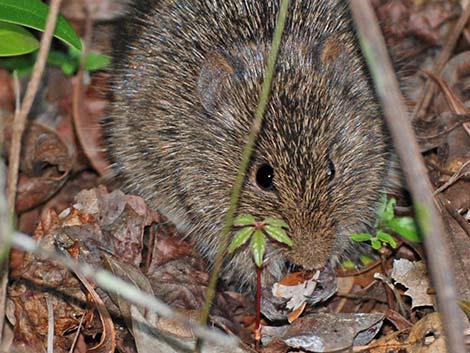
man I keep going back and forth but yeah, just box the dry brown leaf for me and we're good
[369,313,447,353]
[272,271,319,312]
[262,313,384,352]
[391,259,434,309]
[4,120,73,213]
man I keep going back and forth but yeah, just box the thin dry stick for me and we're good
[433,159,470,195]
[6,0,64,210]
[0,159,11,346]
[198,0,290,334]
[411,0,470,121]
[348,2,466,353]
[2,0,63,343]
[440,197,470,241]
[46,296,54,353]
[68,314,85,353]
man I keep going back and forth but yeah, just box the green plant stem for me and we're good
[197,0,290,344]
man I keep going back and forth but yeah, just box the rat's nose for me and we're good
[284,230,335,270]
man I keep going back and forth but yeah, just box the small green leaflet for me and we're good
[233,214,256,227]
[250,230,266,268]
[387,216,420,243]
[341,259,355,269]
[371,239,382,250]
[350,233,372,242]
[228,226,254,253]
[230,215,292,268]
[359,254,373,266]
[263,217,289,229]
[380,197,396,223]
[264,225,293,246]
[0,0,82,50]
[376,230,397,249]
[0,21,38,56]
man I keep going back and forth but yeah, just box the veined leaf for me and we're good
[0,0,82,50]
[250,230,266,268]
[263,217,289,229]
[264,225,292,246]
[233,214,256,227]
[228,226,254,253]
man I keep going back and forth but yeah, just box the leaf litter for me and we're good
[2,0,470,352]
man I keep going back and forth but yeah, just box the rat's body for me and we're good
[105,0,393,287]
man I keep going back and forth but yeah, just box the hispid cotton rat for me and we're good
[105,0,393,288]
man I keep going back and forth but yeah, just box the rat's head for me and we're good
[196,35,391,272]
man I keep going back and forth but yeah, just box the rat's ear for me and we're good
[197,52,236,113]
[318,32,351,69]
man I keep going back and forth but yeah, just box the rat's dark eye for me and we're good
[256,164,275,191]
[327,159,335,180]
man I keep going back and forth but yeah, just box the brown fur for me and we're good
[105,0,393,288]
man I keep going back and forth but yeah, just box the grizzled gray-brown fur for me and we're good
[105,0,393,288]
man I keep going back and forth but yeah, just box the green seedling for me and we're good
[350,197,420,251]
[229,215,292,267]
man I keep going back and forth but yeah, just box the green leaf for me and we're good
[359,254,374,266]
[376,231,397,249]
[228,226,254,253]
[341,260,355,269]
[0,22,38,56]
[85,52,110,72]
[0,0,82,51]
[0,55,34,75]
[371,238,382,250]
[375,194,388,220]
[233,214,256,227]
[47,49,109,75]
[67,46,110,72]
[47,49,77,74]
[350,233,373,242]
[264,225,293,247]
[263,217,289,229]
[250,230,266,268]
[388,216,421,243]
[380,197,396,223]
